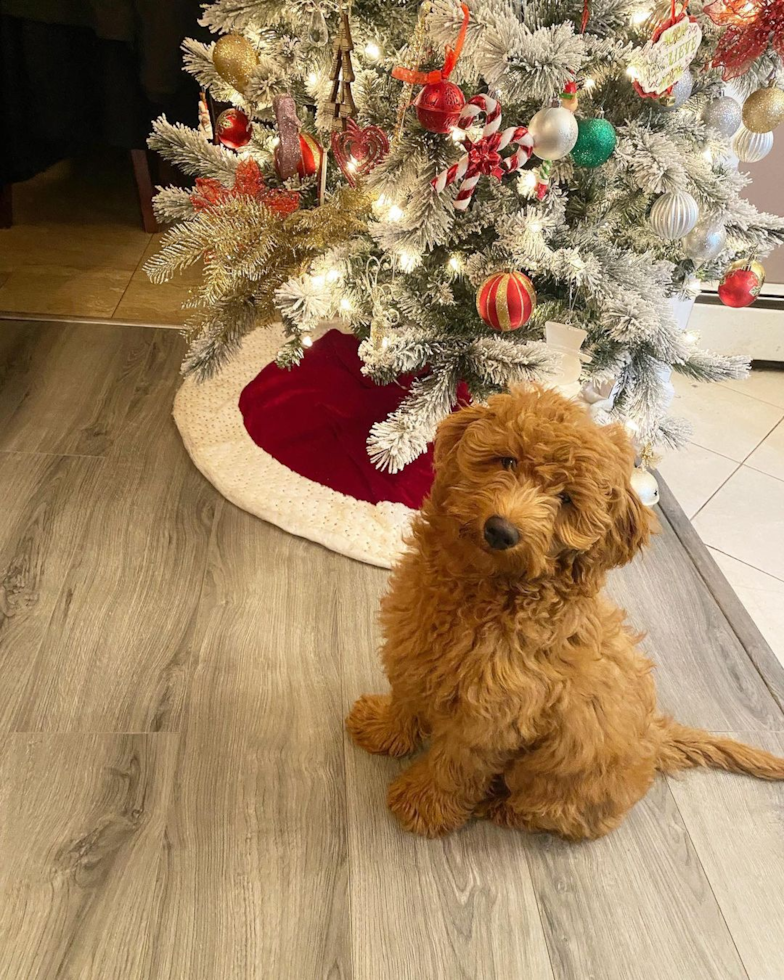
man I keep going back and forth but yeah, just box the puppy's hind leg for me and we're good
[346,694,422,757]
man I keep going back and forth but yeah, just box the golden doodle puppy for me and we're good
[347,386,784,840]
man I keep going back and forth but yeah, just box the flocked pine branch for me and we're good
[148,116,240,182]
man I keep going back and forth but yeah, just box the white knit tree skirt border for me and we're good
[173,324,412,568]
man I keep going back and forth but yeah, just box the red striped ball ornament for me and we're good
[297,133,323,178]
[476,271,536,331]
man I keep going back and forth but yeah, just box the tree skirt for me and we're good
[173,325,443,568]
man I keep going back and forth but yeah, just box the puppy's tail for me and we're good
[656,717,784,780]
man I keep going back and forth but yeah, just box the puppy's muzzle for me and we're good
[483,516,520,551]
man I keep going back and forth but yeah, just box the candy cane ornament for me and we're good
[432,95,535,211]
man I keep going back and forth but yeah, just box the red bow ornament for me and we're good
[190,159,300,218]
[706,0,784,78]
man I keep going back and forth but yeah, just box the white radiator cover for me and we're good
[688,301,784,362]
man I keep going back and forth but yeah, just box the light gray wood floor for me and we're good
[1,319,783,980]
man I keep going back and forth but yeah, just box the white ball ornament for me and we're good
[630,467,660,507]
[731,125,774,163]
[659,70,693,109]
[530,106,579,161]
[682,216,727,265]
[702,95,742,138]
[649,190,699,240]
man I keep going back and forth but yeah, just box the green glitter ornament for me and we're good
[571,118,617,168]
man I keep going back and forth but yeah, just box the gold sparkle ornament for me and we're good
[213,34,259,95]
[742,87,784,134]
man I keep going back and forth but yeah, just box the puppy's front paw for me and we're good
[345,694,419,757]
[387,763,470,838]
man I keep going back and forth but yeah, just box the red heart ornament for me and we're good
[330,118,390,187]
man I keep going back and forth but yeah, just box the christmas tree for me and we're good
[147,0,784,473]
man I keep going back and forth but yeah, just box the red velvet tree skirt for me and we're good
[173,325,433,567]
[239,330,435,510]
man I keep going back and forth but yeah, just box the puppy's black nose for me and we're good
[483,516,520,551]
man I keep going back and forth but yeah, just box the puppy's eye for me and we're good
[559,491,572,505]
[500,457,518,471]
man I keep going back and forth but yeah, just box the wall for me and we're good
[741,134,784,284]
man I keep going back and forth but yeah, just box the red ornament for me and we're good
[706,0,784,78]
[331,118,389,187]
[215,108,253,149]
[717,260,765,307]
[476,271,537,331]
[392,3,469,133]
[190,159,300,218]
[414,81,466,133]
[297,134,324,177]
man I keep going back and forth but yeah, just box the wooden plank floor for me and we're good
[1,319,783,980]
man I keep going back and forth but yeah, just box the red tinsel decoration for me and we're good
[706,0,784,78]
[190,159,300,217]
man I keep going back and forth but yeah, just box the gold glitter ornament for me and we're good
[213,34,259,95]
[742,87,784,134]
[726,257,766,287]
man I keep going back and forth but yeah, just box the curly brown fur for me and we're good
[346,386,784,840]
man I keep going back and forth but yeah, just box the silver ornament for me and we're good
[530,106,579,161]
[732,125,774,162]
[682,216,727,265]
[630,467,659,507]
[649,190,699,240]
[702,95,742,138]
[659,70,693,110]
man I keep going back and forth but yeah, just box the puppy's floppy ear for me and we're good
[603,479,654,568]
[433,402,488,468]
[600,424,655,568]
[570,425,655,587]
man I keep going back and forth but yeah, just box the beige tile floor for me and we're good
[2,153,784,667]
[0,151,194,325]
[659,371,784,664]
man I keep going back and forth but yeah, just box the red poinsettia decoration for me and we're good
[706,0,784,78]
[190,159,300,217]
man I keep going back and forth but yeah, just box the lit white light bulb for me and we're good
[518,170,538,195]
[311,274,326,289]
[399,250,419,272]
[339,297,353,312]
[326,268,341,283]
[703,148,713,162]
[448,254,463,273]
[528,220,542,234]
[626,65,639,80]
[364,41,381,60]
[684,330,699,344]
[307,72,318,86]
[583,77,596,90]
[388,204,404,222]
[271,136,280,147]
[631,8,651,25]
[302,335,313,348]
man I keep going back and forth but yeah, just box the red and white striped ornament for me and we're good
[297,133,324,177]
[431,95,535,211]
[476,271,537,331]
